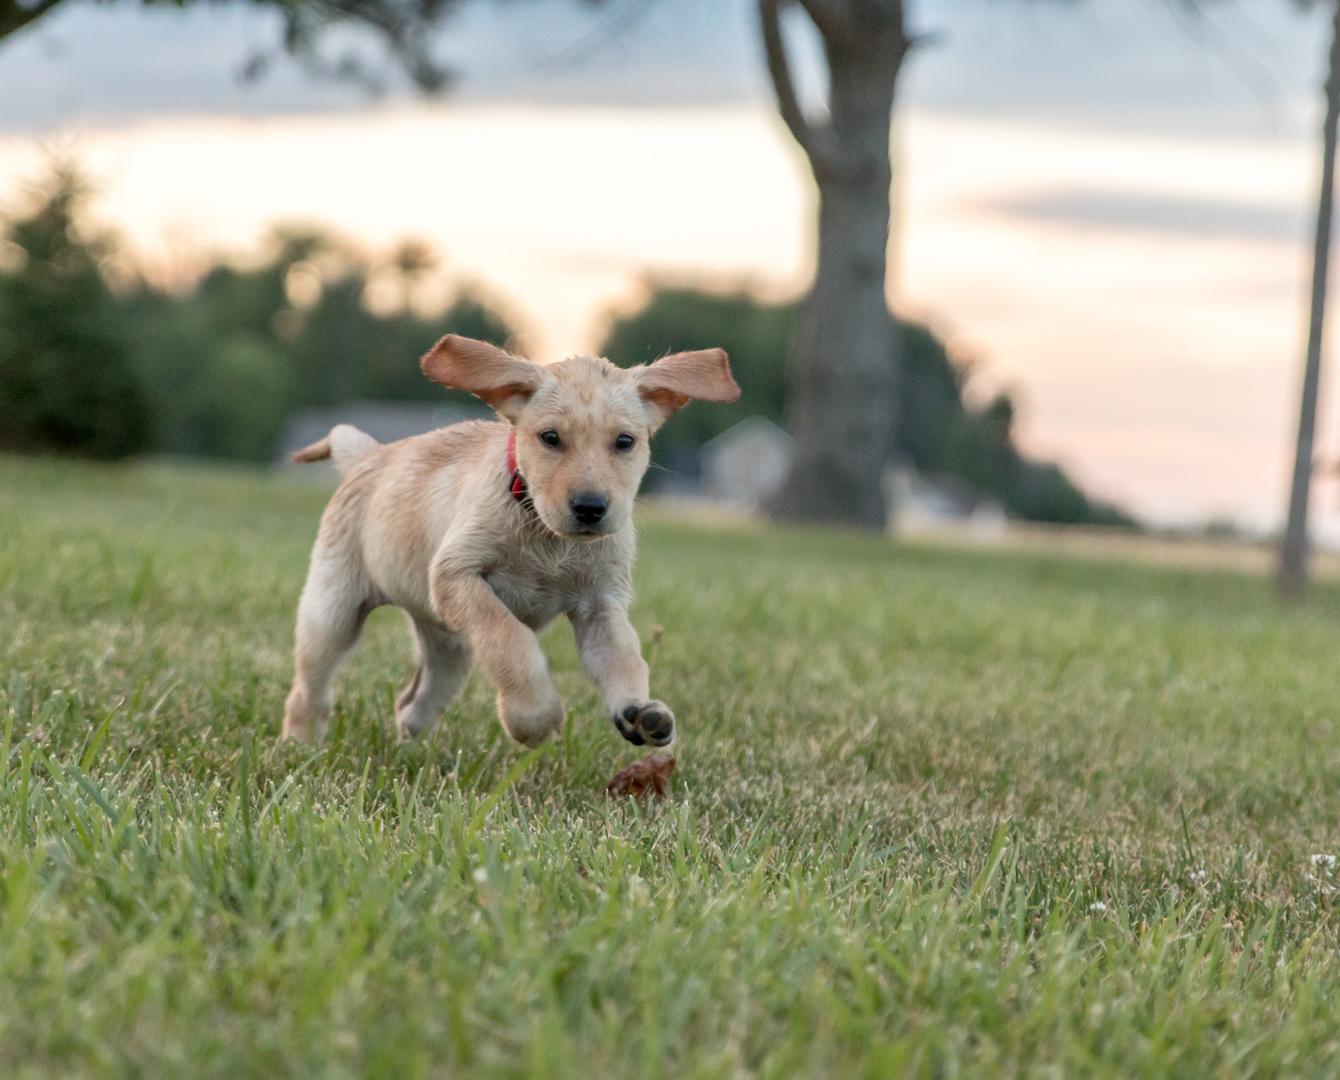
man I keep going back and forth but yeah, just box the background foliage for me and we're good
[603,288,1133,527]
[0,166,151,459]
[0,167,515,462]
[0,164,1131,526]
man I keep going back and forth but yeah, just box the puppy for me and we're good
[282,334,740,749]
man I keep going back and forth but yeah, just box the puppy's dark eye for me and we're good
[614,433,636,452]
[538,430,561,448]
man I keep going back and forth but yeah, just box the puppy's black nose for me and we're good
[570,493,608,526]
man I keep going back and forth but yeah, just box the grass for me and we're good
[3,454,1340,1077]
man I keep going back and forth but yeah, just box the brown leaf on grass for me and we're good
[606,752,675,800]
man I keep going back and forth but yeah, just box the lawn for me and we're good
[3,454,1340,1077]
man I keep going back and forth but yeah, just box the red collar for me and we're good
[505,429,527,502]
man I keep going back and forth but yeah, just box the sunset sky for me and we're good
[3,0,1339,534]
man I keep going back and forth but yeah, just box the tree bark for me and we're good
[761,1,908,529]
[1279,0,1340,599]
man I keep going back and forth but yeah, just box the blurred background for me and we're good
[5,0,1340,579]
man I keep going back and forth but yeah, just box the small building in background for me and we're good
[700,416,794,510]
[275,401,487,465]
[884,466,1008,540]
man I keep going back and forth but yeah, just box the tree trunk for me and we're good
[773,35,906,528]
[1279,0,1340,599]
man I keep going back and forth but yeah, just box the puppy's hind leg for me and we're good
[396,619,472,739]
[282,553,370,743]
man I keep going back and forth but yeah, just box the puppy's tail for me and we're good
[291,424,381,478]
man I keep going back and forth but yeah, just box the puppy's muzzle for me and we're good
[569,492,609,531]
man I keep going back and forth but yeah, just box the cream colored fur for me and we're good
[282,334,739,749]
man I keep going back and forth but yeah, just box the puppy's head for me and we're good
[421,335,739,540]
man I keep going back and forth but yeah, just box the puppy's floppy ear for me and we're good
[634,348,740,428]
[420,334,544,421]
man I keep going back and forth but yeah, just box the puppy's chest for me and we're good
[483,547,600,629]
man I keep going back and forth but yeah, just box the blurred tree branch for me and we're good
[0,0,606,93]
[794,0,852,43]
[0,0,64,41]
[759,0,843,174]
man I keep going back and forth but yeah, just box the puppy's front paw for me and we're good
[613,700,675,748]
[499,689,565,747]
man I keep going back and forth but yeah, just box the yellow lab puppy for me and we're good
[283,334,739,749]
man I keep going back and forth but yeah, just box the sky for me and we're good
[2,0,1339,533]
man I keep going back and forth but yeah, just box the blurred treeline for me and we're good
[602,291,1133,528]
[0,165,1130,527]
[0,166,512,461]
